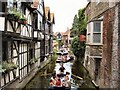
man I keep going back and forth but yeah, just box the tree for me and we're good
[70,36,85,61]
[70,8,87,37]
[70,15,79,37]
[70,8,87,62]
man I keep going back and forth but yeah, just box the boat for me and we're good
[48,86,71,90]
[56,52,62,55]
[56,56,74,63]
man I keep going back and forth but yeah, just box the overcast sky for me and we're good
[44,0,88,32]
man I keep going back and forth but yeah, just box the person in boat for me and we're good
[49,79,54,86]
[56,74,62,87]
[64,75,71,88]
[59,64,65,74]
[50,72,56,87]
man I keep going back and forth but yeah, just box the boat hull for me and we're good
[48,86,71,90]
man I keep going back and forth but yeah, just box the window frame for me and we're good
[86,20,103,45]
[92,21,102,44]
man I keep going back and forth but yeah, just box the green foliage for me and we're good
[70,8,87,37]
[70,36,85,58]
[29,57,38,65]
[70,8,87,59]
[1,61,18,72]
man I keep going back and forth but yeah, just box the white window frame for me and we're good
[92,21,103,44]
[86,21,103,45]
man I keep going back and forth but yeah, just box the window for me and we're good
[94,58,101,81]
[93,21,101,43]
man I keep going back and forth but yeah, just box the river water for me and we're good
[24,59,96,90]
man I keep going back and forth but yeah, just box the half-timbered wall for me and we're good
[1,41,19,87]
[35,42,40,66]
[1,0,54,88]
[19,42,28,80]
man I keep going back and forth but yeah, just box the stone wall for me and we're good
[90,46,102,56]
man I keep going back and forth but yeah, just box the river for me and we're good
[24,59,97,90]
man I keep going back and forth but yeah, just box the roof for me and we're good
[45,7,50,19]
[62,27,70,36]
[50,13,55,24]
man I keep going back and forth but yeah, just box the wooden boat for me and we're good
[56,52,62,55]
[48,86,71,90]
[56,56,74,63]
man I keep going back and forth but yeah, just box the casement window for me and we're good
[86,21,102,44]
[93,21,101,43]
[94,58,101,81]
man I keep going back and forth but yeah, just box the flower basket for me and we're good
[2,61,18,73]
[7,14,15,21]
[18,19,27,24]
[18,15,27,25]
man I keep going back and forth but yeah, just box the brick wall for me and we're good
[86,2,109,22]
[100,7,115,88]
[118,3,120,88]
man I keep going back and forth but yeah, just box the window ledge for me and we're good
[86,43,103,46]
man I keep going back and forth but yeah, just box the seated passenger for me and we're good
[56,78,61,86]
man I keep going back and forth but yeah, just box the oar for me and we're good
[71,74,83,80]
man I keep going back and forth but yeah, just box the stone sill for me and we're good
[86,43,103,46]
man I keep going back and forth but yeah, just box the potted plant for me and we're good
[18,15,27,25]
[29,58,35,65]
[10,62,19,69]
[34,58,38,62]
[2,61,18,73]
[2,61,11,73]
[14,11,21,21]
[29,57,38,65]
[0,64,6,74]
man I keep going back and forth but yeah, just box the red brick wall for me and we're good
[100,7,115,88]
[118,3,120,88]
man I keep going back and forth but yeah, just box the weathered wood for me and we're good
[71,74,83,80]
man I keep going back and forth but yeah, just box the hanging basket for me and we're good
[7,14,15,21]
[18,19,27,25]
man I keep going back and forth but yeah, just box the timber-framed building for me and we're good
[0,0,55,89]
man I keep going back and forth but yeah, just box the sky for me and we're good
[44,0,88,33]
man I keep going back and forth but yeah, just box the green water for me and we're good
[24,58,97,90]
